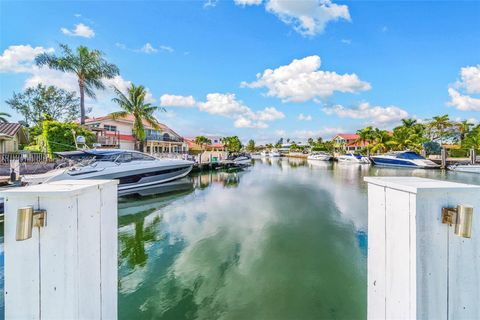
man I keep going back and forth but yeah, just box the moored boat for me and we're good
[337,152,370,164]
[448,163,480,174]
[371,151,439,169]
[307,152,332,161]
[43,149,194,194]
[269,150,281,157]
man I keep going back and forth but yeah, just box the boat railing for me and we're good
[0,152,50,164]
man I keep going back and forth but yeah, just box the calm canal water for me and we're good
[1,158,480,319]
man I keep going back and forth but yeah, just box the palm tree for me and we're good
[111,84,162,152]
[457,120,473,142]
[370,128,391,154]
[0,112,11,123]
[427,114,452,145]
[35,44,119,124]
[194,136,212,151]
[356,126,374,156]
[401,118,418,128]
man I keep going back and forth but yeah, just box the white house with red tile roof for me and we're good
[84,114,188,154]
[184,136,226,152]
[332,133,369,152]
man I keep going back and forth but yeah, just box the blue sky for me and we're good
[1,0,479,143]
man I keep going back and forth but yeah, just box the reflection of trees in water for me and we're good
[119,211,162,269]
[192,171,242,189]
[287,158,307,168]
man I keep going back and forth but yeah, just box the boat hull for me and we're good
[371,157,439,169]
[449,165,480,174]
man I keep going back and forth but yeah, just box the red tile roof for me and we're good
[0,123,21,136]
[336,133,359,140]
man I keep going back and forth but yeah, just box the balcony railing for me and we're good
[97,136,119,146]
[145,134,183,143]
[0,152,50,164]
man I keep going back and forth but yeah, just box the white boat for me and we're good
[448,163,480,174]
[307,152,332,161]
[43,149,194,195]
[260,151,270,158]
[269,150,281,157]
[233,155,252,166]
[371,151,439,169]
[337,152,370,164]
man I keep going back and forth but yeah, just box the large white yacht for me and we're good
[448,163,480,174]
[44,149,194,194]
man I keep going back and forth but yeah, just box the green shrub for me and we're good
[42,121,96,157]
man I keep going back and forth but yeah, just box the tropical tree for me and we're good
[356,126,375,155]
[307,138,314,146]
[400,118,418,128]
[6,84,80,126]
[246,139,256,152]
[111,84,162,152]
[35,44,119,124]
[369,128,392,154]
[222,136,242,152]
[462,125,480,151]
[427,114,453,145]
[194,136,212,152]
[456,120,474,142]
[0,112,11,123]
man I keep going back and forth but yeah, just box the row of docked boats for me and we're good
[307,150,480,173]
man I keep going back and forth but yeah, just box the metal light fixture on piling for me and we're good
[15,206,47,241]
[442,204,474,238]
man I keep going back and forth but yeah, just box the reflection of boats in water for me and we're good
[42,149,194,195]
[118,177,194,218]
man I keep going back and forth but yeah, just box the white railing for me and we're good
[0,152,49,164]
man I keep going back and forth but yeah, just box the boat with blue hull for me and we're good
[371,151,439,169]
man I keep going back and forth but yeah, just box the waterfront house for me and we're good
[84,114,188,154]
[184,136,226,153]
[0,123,28,153]
[332,134,368,152]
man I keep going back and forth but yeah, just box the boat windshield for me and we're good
[92,151,156,162]
[396,152,425,160]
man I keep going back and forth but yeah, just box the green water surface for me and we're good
[116,158,480,320]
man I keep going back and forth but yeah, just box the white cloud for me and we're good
[447,65,480,111]
[234,0,263,5]
[459,65,480,94]
[275,129,287,136]
[139,43,158,54]
[241,55,371,102]
[447,88,480,112]
[159,45,174,53]
[322,102,408,125]
[341,39,351,45]
[160,94,196,107]
[198,93,284,128]
[0,45,54,73]
[61,23,95,38]
[298,113,312,121]
[263,0,350,36]
[204,0,218,8]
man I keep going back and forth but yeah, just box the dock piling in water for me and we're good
[0,179,118,319]
[365,177,480,319]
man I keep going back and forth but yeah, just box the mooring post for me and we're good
[471,148,477,165]
[440,147,447,169]
[365,177,480,320]
[0,179,118,319]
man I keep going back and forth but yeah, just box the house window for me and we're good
[104,125,117,132]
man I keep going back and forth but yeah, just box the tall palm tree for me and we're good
[35,44,119,124]
[427,114,452,145]
[0,112,11,123]
[194,136,212,151]
[111,84,162,152]
[457,120,473,142]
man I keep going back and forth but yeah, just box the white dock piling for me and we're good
[0,179,118,319]
[365,177,480,320]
